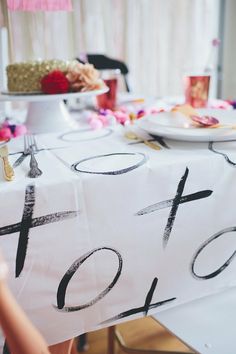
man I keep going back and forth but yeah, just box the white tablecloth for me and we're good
[1,122,236,345]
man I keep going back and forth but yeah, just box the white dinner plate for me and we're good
[136,109,236,142]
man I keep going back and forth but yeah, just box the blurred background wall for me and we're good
[221,0,236,99]
[1,0,234,99]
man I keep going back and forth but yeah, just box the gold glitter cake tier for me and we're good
[6,60,70,93]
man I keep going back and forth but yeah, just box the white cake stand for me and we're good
[0,87,108,133]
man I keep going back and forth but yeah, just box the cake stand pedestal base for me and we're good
[26,100,78,134]
[0,87,108,134]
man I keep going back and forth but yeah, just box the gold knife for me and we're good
[0,145,15,181]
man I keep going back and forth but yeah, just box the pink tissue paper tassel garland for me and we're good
[7,0,72,11]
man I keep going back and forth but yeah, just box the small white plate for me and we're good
[136,109,236,142]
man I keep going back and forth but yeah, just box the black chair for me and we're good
[76,54,130,92]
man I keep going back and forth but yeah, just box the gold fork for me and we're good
[125,131,161,151]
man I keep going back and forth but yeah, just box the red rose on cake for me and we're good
[41,70,70,94]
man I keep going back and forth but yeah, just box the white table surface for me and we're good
[1,109,236,347]
[154,287,236,354]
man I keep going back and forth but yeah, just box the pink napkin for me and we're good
[7,0,72,11]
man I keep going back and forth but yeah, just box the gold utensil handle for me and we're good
[125,131,138,140]
[2,157,14,181]
[125,132,161,150]
[144,140,161,151]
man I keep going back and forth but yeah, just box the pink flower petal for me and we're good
[13,125,27,137]
[98,115,109,125]
[0,127,12,140]
[212,38,221,47]
[190,115,219,127]
[87,112,98,122]
[89,118,103,130]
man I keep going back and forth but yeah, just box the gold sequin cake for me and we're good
[6,60,69,93]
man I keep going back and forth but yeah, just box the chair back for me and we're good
[77,54,130,92]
